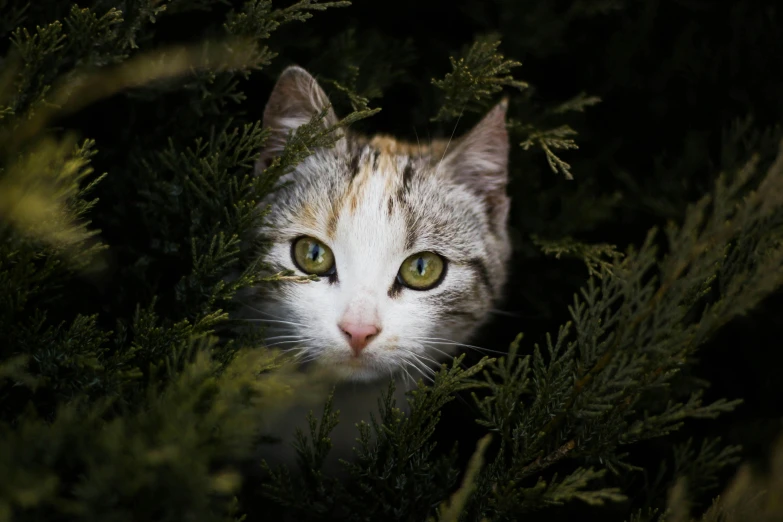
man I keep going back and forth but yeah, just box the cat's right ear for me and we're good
[256,66,341,173]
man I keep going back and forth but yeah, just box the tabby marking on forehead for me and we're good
[245,65,512,384]
[341,143,413,217]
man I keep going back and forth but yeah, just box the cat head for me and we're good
[250,65,511,382]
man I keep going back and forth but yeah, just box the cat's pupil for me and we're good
[416,257,426,275]
[308,243,322,263]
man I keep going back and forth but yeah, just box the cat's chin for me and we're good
[320,358,392,383]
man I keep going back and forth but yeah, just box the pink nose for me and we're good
[338,322,380,355]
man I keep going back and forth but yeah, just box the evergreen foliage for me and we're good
[1,1,782,521]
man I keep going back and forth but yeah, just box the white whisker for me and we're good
[413,126,423,162]
[433,104,465,176]
[412,343,480,373]
[407,361,434,384]
[412,337,507,356]
[236,301,278,318]
[489,308,523,318]
[418,343,454,360]
[411,352,441,368]
[263,338,315,348]
[403,350,439,373]
[240,318,309,328]
[297,354,321,365]
[400,364,417,387]
[251,306,289,321]
[263,334,310,341]
[404,351,474,408]
[411,361,437,380]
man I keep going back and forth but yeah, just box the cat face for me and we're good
[250,66,511,382]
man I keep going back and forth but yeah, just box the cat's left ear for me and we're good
[257,66,343,173]
[441,100,510,216]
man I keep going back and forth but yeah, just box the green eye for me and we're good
[397,252,446,290]
[292,236,336,276]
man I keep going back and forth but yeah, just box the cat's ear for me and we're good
[257,66,342,172]
[441,100,510,214]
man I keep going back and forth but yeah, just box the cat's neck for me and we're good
[257,374,413,474]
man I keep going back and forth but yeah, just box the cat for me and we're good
[242,65,511,471]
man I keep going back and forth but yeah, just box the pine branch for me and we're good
[324,64,372,112]
[519,124,580,180]
[432,34,528,122]
[673,435,783,521]
[622,394,743,444]
[0,347,314,519]
[670,438,743,498]
[260,391,341,517]
[539,143,783,443]
[532,235,623,278]
[467,139,783,519]
[552,92,602,114]
[0,0,28,40]
[264,357,493,519]
[4,40,264,152]
[274,0,352,23]
[0,137,106,267]
[431,434,493,522]
[544,467,626,506]
[314,28,416,110]
[259,103,380,187]
[492,466,625,515]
